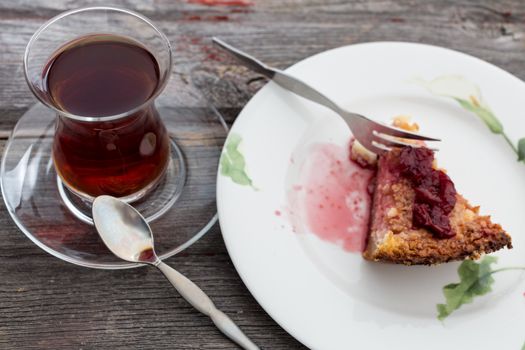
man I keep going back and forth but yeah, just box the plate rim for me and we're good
[216,41,525,349]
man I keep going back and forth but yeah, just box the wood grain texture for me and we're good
[1,0,525,349]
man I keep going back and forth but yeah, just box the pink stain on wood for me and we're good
[188,0,253,6]
[182,14,230,21]
[178,36,225,62]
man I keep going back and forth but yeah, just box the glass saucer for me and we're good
[1,102,226,269]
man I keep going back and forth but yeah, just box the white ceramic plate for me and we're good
[216,42,525,349]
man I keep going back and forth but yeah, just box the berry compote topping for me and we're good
[397,147,457,238]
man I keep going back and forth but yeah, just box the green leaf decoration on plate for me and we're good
[518,138,525,162]
[453,97,502,134]
[220,133,255,188]
[415,75,524,162]
[436,257,525,322]
[437,256,498,321]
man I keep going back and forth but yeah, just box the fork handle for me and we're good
[272,71,343,113]
[213,37,343,114]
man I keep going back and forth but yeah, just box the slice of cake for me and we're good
[354,117,512,265]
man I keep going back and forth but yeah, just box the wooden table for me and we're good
[1,1,524,348]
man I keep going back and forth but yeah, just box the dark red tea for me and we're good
[43,34,170,198]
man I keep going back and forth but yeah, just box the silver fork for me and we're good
[212,38,439,154]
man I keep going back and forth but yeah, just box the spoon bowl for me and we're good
[92,195,158,264]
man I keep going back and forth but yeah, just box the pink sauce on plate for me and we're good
[287,143,375,252]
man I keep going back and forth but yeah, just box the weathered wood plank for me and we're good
[1,1,525,349]
[0,221,302,349]
[1,0,525,129]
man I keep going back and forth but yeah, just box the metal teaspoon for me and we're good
[92,195,260,350]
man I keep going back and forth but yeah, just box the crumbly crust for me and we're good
[350,139,377,167]
[363,149,512,265]
[392,115,420,132]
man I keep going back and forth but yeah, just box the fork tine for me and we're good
[357,138,389,155]
[370,140,392,153]
[373,132,439,151]
[372,122,440,142]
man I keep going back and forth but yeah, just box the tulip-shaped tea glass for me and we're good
[1,7,223,268]
[24,7,179,206]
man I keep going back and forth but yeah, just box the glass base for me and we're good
[1,103,225,269]
[57,139,186,225]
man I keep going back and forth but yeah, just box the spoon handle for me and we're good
[156,262,260,350]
